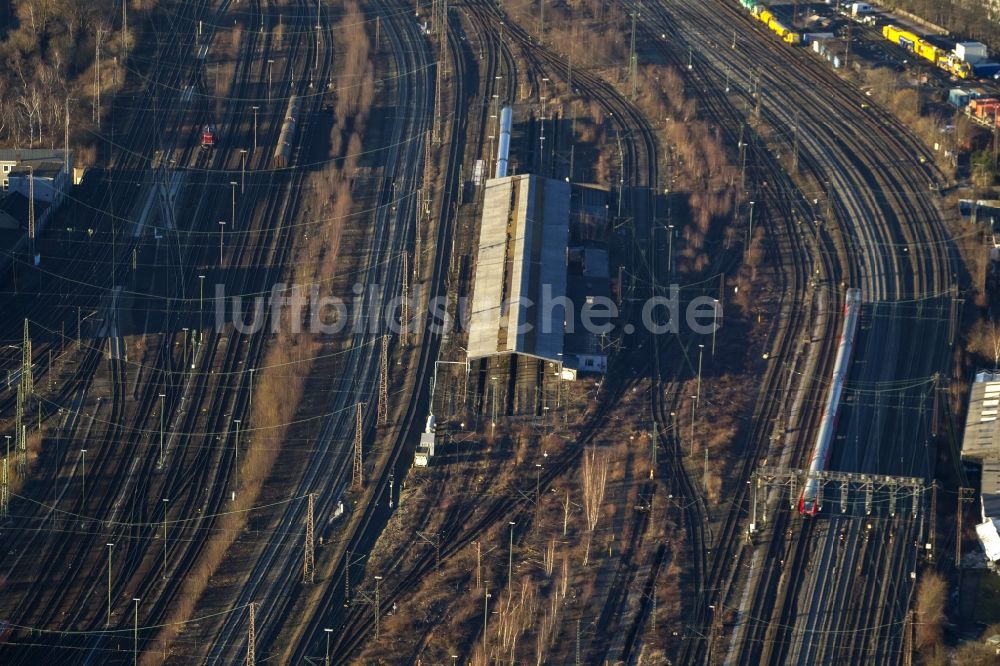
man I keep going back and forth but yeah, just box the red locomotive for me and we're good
[201,124,217,148]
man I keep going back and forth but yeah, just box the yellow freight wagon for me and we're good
[768,18,800,44]
[915,40,943,64]
[882,24,919,51]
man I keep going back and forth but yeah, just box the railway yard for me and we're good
[0,0,999,663]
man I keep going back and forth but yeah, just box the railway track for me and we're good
[205,0,444,660]
[306,0,667,660]
[0,0,230,649]
[0,0,329,660]
[642,1,956,664]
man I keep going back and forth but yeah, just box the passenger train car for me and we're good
[799,289,863,516]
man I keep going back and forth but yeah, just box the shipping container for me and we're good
[956,41,989,64]
[804,32,835,45]
[973,62,1000,78]
[949,88,972,107]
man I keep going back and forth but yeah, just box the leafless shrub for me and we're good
[968,318,1000,368]
[230,24,242,57]
[580,447,608,564]
[915,570,946,650]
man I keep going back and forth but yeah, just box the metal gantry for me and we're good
[750,466,927,531]
[378,334,389,425]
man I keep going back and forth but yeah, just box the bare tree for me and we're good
[581,447,608,565]
[916,571,946,651]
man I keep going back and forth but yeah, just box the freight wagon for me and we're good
[768,17,802,44]
[882,24,919,52]
[967,97,1000,128]
[747,5,801,44]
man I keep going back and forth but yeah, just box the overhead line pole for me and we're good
[246,602,257,666]
[629,2,638,100]
[304,493,315,583]
[378,334,389,425]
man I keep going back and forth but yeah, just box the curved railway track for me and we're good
[641,1,956,664]
[309,0,666,661]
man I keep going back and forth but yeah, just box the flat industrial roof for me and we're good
[467,175,570,362]
[0,149,66,163]
[9,161,64,179]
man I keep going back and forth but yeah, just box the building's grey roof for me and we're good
[985,461,1000,495]
[582,247,609,278]
[0,149,66,164]
[565,273,613,358]
[9,161,63,179]
[467,175,570,362]
[962,370,1000,463]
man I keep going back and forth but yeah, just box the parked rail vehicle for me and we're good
[272,95,301,168]
[967,96,1000,127]
[201,124,217,148]
[882,24,972,79]
[739,1,803,45]
[799,288,863,516]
